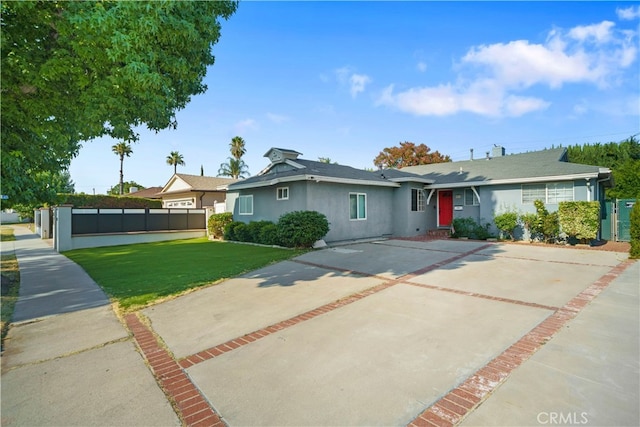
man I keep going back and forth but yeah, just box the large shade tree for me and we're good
[166,151,186,174]
[112,142,133,195]
[1,0,238,208]
[373,142,451,169]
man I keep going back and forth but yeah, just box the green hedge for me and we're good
[558,201,600,242]
[630,201,640,259]
[451,217,493,240]
[58,194,162,209]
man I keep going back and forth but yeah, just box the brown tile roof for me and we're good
[127,186,163,199]
[172,174,238,191]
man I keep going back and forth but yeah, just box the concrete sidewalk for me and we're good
[1,226,179,426]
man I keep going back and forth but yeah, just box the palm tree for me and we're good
[166,151,185,174]
[112,142,133,195]
[217,157,249,179]
[230,136,246,160]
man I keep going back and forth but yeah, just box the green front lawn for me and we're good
[64,238,305,310]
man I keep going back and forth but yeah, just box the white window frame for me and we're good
[276,187,289,200]
[522,182,574,204]
[464,189,479,206]
[349,193,367,220]
[411,188,425,212]
[238,195,253,215]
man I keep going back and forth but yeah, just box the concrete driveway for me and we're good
[135,239,636,426]
[3,229,636,427]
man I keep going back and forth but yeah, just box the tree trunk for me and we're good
[119,156,124,195]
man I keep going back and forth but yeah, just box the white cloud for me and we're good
[568,21,615,43]
[349,73,372,98]
[417,61,427,72]
[266,113,289,124]
[234,118,258,134]
[335,67,372,98]
[377,18,637,118]
[617,5,640,20]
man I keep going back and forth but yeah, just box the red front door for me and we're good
[438,190,453,227]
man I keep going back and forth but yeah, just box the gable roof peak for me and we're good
[264,147,303,162]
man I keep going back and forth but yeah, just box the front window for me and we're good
[411,188,425,211]
[522,182,574,203]
[277,187,289,200]
[238,195,253,215]
[349,193,366,220]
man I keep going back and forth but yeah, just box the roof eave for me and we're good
[424,172,603,189]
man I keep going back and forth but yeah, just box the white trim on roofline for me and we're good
[423,172,605,189]
[228,174,401,191]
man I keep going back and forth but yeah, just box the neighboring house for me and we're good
[226,147,612,244]
[127,186,163,199]
[159,174,238,209]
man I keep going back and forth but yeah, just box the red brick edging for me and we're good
[408,259,637,427]
[124,313,224,427]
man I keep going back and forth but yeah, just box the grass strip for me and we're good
[64,238,305,310]
[1,227,20,350]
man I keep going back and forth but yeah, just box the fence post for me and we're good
[40,208,51,239]
[54,205,74,252]
[205,207,215,238]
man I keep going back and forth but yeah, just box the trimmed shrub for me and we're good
[276,210,330,248]
[232,222,251,242]
[630,201,640,259]
[246,220,275,243]
[223,221,244,241]
[558,201,600,242]
[258,223,279,246]
[534,200,559,243]
[452,217,493,240]
[518,212,539,241]
[208,212,233,239]
[494,211,519,240]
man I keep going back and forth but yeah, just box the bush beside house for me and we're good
[221,210,330,249]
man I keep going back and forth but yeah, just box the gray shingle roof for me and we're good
[401,148,609,187]
[228,158,431,190]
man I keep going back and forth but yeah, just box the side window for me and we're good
[238,195,253,215]
[411,189,425,211]
[277,187,289,200]
[349,193,366,220]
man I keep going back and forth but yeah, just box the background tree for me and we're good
[218,136,249,179]
[218,158,249,179]
[230,136,246,160]
[566,136,640,198]
[1,0,238,207]
[166,151,186,174]
[112,142,133,195]
[107,181,146,196]
[373,142,451,169]
[318,157,337,164]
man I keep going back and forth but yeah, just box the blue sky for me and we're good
[69,1,640,195]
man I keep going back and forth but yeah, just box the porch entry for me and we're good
[438,190,453,227]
